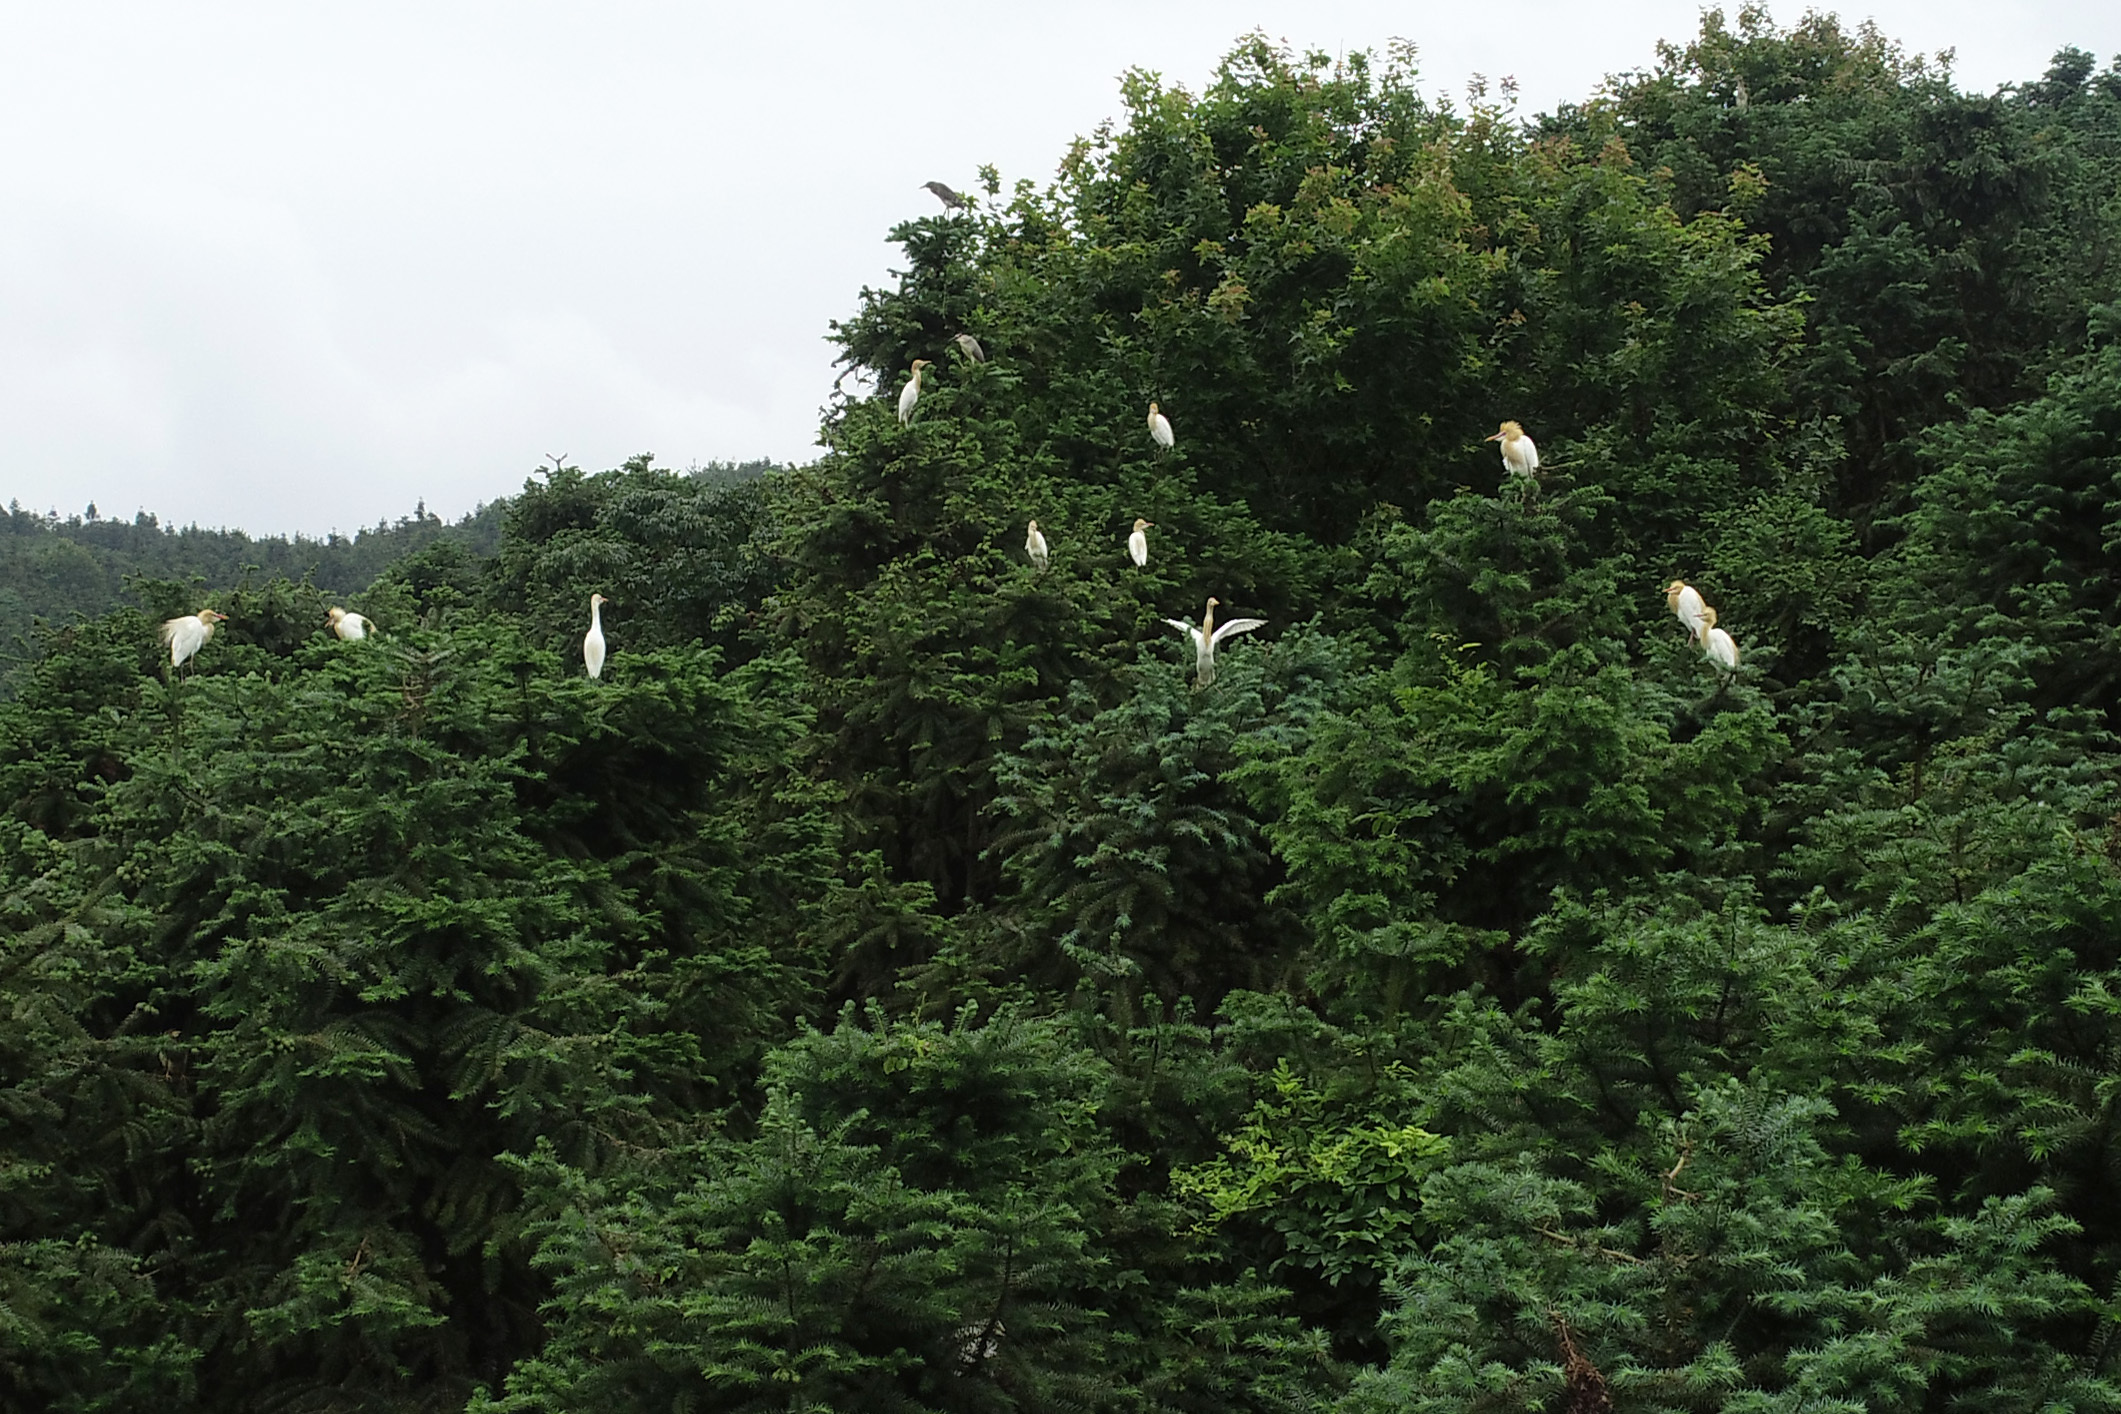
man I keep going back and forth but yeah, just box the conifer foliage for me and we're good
[6,16,2121,1412]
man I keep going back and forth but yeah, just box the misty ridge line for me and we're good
[0,456,779,631]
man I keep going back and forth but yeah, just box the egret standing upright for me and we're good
[1127,518,1153,568]
[1664,580,1707,644]
[1485,421,1540,486]
[898,360,931,425]
[327,607,373,641]
[1147,402,1175,453]
[584,594,609,680]
[161,609,228,671]
[1025,519,1050,570]
[1164,597,1267,687]
[1701,605,1740,673]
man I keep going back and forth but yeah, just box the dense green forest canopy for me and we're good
[7,13,2121,1410]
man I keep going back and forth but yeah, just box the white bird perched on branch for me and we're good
[327,607,373,641]
[1165,596,1266,687]
[1147,402,1175,453]
[1485,420,1539,484]
[898,360,930,425]
[953,332,986,363]
[1127,518,1153,568]
[161,609,228,670]
[1664,580,1707,644]
[1701,605,1739,673]
[1025,519,1050,569]
[584,593,610,680]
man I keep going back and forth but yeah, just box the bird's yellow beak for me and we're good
[1484,431,1504,442]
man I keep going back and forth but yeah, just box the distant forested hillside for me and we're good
[5,15,2121,1412]
[0,459,775,693]
[0,499,505,632]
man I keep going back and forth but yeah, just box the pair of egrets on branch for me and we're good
[1023,517,1154,571]
[159,604,373,670]
[1664,580,1740,672]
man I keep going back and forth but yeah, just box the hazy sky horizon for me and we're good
[5,1,2115,536]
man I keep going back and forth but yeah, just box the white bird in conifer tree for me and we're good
[1147,402,1175,452]
[1485,420,1539,484]
[1127,518,1153,568]
[1165,596,1266,687]
[1664,580,1707,644]
[584,593,609,680]
[1701,605,1740,673]
[327,607,373,641]
[161,609,228,670]
[897,360,930,424]
[1025,519,1050,569]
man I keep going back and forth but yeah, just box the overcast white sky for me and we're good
[3,1,2114,535]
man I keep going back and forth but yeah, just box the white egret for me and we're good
[898,360,931,425]
[1127,518,1153,568]
[954,332,986,363]
[923,180,969,210]
[584,593,610,680]
[1664,580,1707,644]
[1164,596,1266,687]
[327,607,373,641]
[160,609,228,670]
[1485,420,1539,484]
[1701,605,1740,672]
[1147,402,1175,452]
[1025,519,1050,569]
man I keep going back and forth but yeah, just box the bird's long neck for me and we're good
[590,602,603,631]
[1201,600,1216,638]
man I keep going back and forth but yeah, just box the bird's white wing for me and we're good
[159,617,182,645]
[1209,618,1267,647]
[1676,589,1707,640]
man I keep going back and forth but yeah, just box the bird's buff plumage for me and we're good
[1128,518,1153,568]
[1163,596,1266,687]
[1664,580,1707,644]
[898,360,930,425]
[161,609,228,669]
[1701,605,1739,671]
[1486,420,1539,481]
[1147,402,1174,451]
